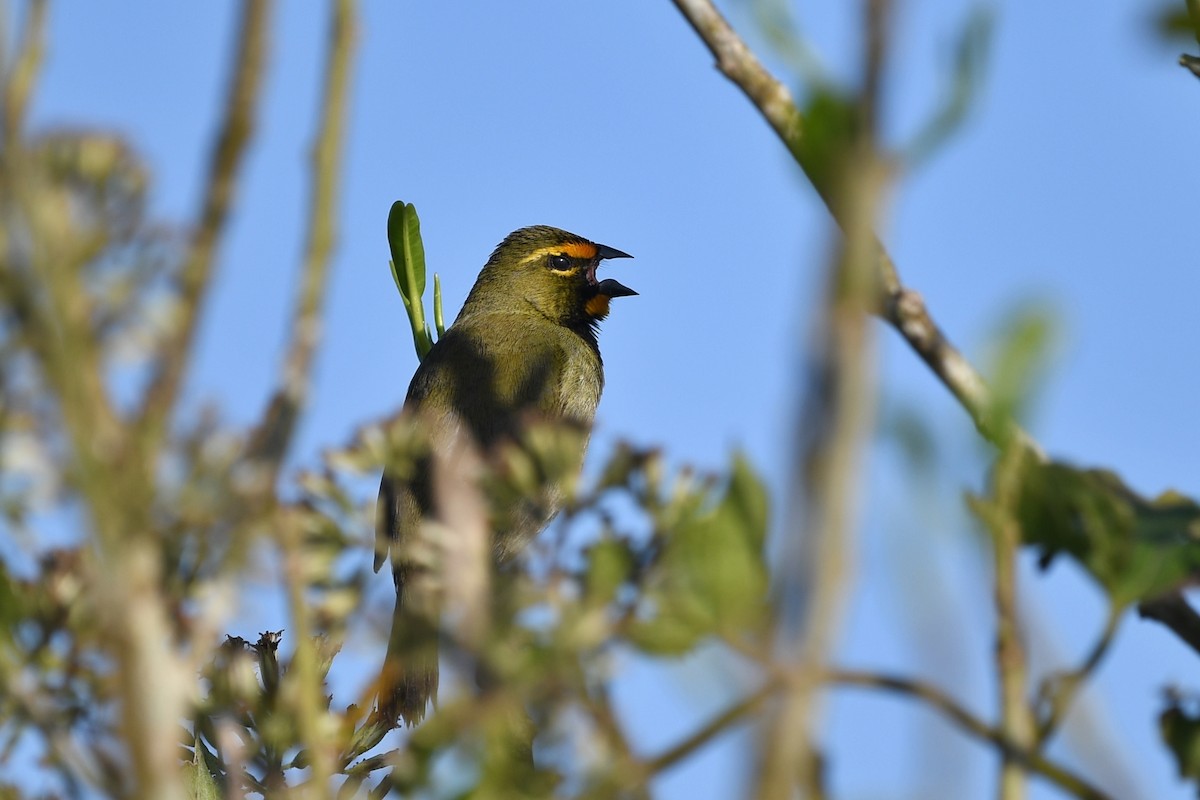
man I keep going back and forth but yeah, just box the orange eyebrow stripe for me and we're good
[559,242,597,259]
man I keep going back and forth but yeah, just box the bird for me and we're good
[373,225,635,726]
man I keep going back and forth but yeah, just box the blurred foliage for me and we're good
[979,301,1059,432]
[1015,459,1200,608]
[0,126,777,791]
[5,2,1200,799]
[902,6,993,167]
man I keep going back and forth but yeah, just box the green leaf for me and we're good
[386,201,434,360]
[388,200,426,303]
[630,453,770,656]
[1014,459,1200,607]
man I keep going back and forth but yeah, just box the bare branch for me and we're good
[138,0,271,448]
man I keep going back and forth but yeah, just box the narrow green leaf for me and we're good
[903,6,993,166]
[433,272,445,338]
[387,201,426,302]
[980,301,1058,430]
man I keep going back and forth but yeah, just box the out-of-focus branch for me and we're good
[646,679,777,776]
[754,1,890,796]
[0,8,192,799]
[247,0,357,471]
[1,0,46,143]
[669,0,1038,456]
[825,669,1113,800]
[138,0,271,450]
[977,447,1038,799]
[578,683,650,799]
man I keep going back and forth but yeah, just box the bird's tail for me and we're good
[376,582,439,727]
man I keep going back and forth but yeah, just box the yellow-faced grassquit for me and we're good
[374,225,634,725]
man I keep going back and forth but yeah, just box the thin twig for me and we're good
[581,682,651,799]
[138,0,271,450]
[645,679,777,775]
[247,0,357,470]
[1035,602,1123,746]
[824,669,1113,800]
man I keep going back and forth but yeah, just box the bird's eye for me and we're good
[548,254,571,271]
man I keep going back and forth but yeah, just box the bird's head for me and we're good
[461,225,635,334]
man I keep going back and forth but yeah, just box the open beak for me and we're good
[595,243,633,261]
[594,243,636,297]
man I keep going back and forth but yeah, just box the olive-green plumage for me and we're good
[374,225,634,725]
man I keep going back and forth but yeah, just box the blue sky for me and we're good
[19,1,1200,797]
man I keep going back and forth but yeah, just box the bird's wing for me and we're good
[373,331,474,576]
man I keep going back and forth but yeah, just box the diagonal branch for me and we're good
[669,0,1037,455]
[246,0,357,470]
[647,679,776,776]
[138,0,271,449]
